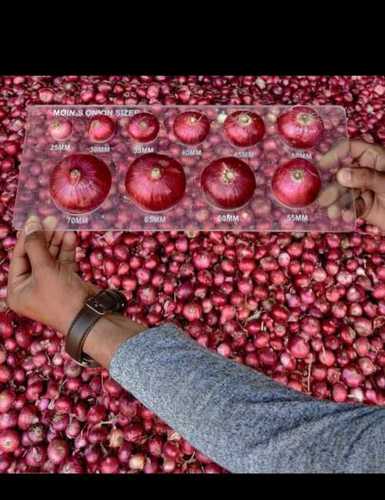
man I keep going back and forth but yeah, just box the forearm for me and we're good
[83,314,146,368]
[107,322,385,473]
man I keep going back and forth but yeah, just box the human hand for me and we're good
[318,139,385,231]
[7,215,99,334]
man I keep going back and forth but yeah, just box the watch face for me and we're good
[98,293,119,310]
[88,290,125,313]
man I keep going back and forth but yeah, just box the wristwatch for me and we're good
[65,289,127,367]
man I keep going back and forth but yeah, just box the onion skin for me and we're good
[224,111,265,147]
[126,112,160,143]
[125,153,186,212]
[88,115,116,143]
[201,157,256,210]
[173,111,210,145]
[277,106,324,149]
[272,159,321,208]
[49,154,112,214]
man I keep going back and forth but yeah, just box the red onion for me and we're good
[162,457,176,473]
[118,443,133,464]
[201,157,256,209]
[129,453,145,471]
[0,389,15,413]
[48,118,72,141]
[47,439,69,464]
[0,411,17,430]
[144,456,159,473]
[88,115,115,143]
[182,302,202,322]
[0,453,10,472]
[125,153,186,212]
[354,318,373,337]
[18,406,39,431]
[126,112,160,143]
[0,430,20,453]
[25,445,46,468]
[87,404,106,425]
[277,106,324,148]
[224,111,265,147]
[289,336,310,359]
[27,424,46,444]
[147,436,163,457]
[124,423,144,443]
[272,159,321,208]
[59,457,84,474]
[173,111,210,145]
[101,456,119,474]
[342,367,364,388]
[49,154,112,214]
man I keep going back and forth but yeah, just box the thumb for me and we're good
[24,216,54,269]
[337,167,385,194]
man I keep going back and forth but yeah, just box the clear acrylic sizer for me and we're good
[13,105,355,232]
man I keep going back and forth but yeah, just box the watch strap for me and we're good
[65,290,127,368]
[65,305,101,367]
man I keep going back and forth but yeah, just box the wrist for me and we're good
[55,293,91,335]
[83,314,145,368]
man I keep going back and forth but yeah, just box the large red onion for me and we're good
[49,154,112,214]
[224,111,265,147]
[277,106,324,149]
[125,153,186,212]
[173,111,210,145]
[201,157,256,209]
[272,159,321,208]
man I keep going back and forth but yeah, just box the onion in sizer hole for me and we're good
[173,111,210,145]
[201,157,256,210]
[277,106,324,149]
[125,153,186,212]
[272,159,321,208]
[223,111,265,147]
[126,112,160,143]
[49,154,112,214]
[88,115,116,143]
[48,118,72,141]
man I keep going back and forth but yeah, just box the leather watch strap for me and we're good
[65,289,127,367]
[65,305,101,367]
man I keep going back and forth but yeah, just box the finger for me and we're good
[318,183,341,207]
[355,190,375,223]
[327,203,341,220]
[319,139,385,171]
[337,167,385,194]
[350,141,385,171]
[326,190,357,223]
[319,139,350,170]
[58,232,77,264]
[341,207,355,224]
[358,148,381,169]
[42,216,59,247]
[8,228,29,282]
[23,216,54,270]
[337,190,356,210]
[49,231,65,259]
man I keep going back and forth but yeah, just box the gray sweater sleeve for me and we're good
[109,324,385,473]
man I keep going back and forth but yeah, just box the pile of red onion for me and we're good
[1,75,385,473]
